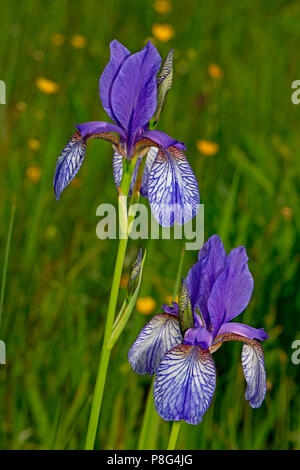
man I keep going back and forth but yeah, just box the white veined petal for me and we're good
[241,342,266,408]
[128,313,182,376]
[148,148,200,227]
[112,149,123,187]
[54,132,86,200]
[154,344,216,424]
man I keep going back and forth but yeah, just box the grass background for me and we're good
[0,0,299,450]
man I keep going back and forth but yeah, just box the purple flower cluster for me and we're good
[54,40,200,227]
[129,235,268,424]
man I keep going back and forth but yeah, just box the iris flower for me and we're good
[53,40,200,226]
[129,235,268,424]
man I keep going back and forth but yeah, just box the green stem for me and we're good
[167,421,181,450]
[85,236,128,449]
[84,156,137,450]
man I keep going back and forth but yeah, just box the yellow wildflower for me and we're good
[152,23,175,42]
[120,274,129,289]
[208,63,223,79]
[16,101,27,112]
[51,33,65,46]
[136,297,156,315]
[196,139,219,156]
[281,206,293,221]
[26,165,42,183]
[71,35,87,49]
[36,77,59,95]
[154,0,172,14]
[28,139,40,151]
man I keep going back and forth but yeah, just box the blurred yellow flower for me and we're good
[51,33,65,46]
[281,206,293,221]
[154,0,172,13]
[187,48,197,60]
[208,63,223,79]
[26,165,42,183]
[16,101,27,112]
[71,34,87,49]
[136,296,156,315]
[165,294,178,304]
[36,77,59,95]
[120,273,129,289]
[28,139,40,151]
[196,139,219,156]
[152,23,175,42]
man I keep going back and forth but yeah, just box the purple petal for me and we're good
[99,40,131,124]
[148,147,200,227]
[110,41,161,139]
[54,131,86,200]
[154,344,216,424]
[242,342,266,408]
[76,121,125,138]
[162,302,179,316]
[186,235,227,326]
[208,246,254,337]
[184,327,213,350]
[218,322,269,342]
[128,314,182,376]
[140,130,186,151]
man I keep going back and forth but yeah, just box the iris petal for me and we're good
[242,341,266,408]
[217,322,269,342]
[128,313,182,376]
[54,131,86,200]
[154,344,216,424]
[110,41,161,139]
[148,147,200,227]
[208,246,254,337]
[99,39,130,124]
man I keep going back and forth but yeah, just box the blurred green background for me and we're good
[0,0,299,450]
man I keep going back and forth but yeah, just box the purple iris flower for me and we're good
[128,235,269,424]
[53,40,200,227]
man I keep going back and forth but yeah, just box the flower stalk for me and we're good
[85,156,140,450]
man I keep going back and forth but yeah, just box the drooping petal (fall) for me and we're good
[76,121,125,139]
[208,246,254,337]
[217,322,269,342]
[140,130,185,151]
[128,313,182,376]
[242,341,266,408]
[54,125,120,200]
[54,131,86,200]
[154,344,216,424]
[148,147,200,227]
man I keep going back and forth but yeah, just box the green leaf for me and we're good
[107,249,146,349]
